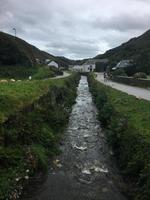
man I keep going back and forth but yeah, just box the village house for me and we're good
[69,59,109,72]
[82,60,95,72]
[82,59,109,72]
[112,59,133,70]
[45,59,59,68]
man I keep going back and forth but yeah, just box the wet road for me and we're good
[50,71,70,79]
[22,76,127,200]
[96,73,150,101]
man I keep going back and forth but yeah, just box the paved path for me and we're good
[96,73,150,101]
[51,71,70,79]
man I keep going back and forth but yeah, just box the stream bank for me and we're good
[22,76,127,200]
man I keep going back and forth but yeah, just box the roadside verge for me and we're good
[88,74,150,200]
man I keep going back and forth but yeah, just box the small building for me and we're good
[69,59,109,73]
[82,59,109,72]
[94,59,109,72]
[45,60,59,68]
[112,60,133,70]
[82,60,95,72]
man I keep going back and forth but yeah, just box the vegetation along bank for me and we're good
[88,74,150,200]
[0,73,80,200]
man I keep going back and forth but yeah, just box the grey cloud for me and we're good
[92,13,150,31]
[46,39,99,59]
[0,0,150,59]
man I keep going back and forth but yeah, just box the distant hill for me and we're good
[0,31,92,70]
[95,29,150,73]
[0,31,57,67]
[0,31,74,68]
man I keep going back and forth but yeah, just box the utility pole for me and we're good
[12,28,16,37]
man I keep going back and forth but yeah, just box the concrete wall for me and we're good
[112,76,150,88]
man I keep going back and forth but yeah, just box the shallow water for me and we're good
[22,76,127,200]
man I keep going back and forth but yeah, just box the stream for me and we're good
[22,76,127,200]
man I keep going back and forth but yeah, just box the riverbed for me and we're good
[22,76,127,200]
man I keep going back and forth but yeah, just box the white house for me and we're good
[82,60,95,72]
[47,60,59,68]
[69,59,109,72]
[82,59,109,72]
[112,60,133,70]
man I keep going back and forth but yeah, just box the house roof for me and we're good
[116,59,132,68]
[45,59,58,64]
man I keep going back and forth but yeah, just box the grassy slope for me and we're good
[0,65,63,80]
[0,73,79,199]
[106,86,150,132]
[95,29,150,61]
[0,75,65,123]
[88,74,150,200]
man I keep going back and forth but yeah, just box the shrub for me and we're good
[133,72,147,79]
[112,68,127,76]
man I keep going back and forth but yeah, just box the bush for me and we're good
[112,68,127,76]
[133,72,147,79]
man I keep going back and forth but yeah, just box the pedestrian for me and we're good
[103,71,107,81]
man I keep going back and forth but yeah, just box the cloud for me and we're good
[92,13,150,31]
[0,0,150,59]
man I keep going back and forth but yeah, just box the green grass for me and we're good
[88,74,150,200]
[0,73,80,200]
[0,79,51,123]
[0,65,62,80]
[106,86,150,132]
[32,67,63,80]
[0,65,37,79]
[0,74,68,123]
[32,67,55,79]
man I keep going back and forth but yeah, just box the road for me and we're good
[96,73,150,101]
[51,71,70,79]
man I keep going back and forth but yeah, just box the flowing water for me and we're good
[22,76,127,200]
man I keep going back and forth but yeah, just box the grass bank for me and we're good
[0,65,62,80]
[88,74,150,200]
[0,73,80,200]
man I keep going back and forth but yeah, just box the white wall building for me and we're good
[69,59,109,72]
[47,60,59,68]
[112,60,133,70]
[82,60,95,72]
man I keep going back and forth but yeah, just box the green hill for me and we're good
[95,29,150,74]
[0,32,71,78]
[0,31,56,67]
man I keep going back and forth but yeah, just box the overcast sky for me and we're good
[0,0,150,59]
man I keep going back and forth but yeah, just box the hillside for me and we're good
[0,32,57,67]
[0,31,76,69]
[0,32,73,78]
[95,29,150,73]
[0,31,91,72]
